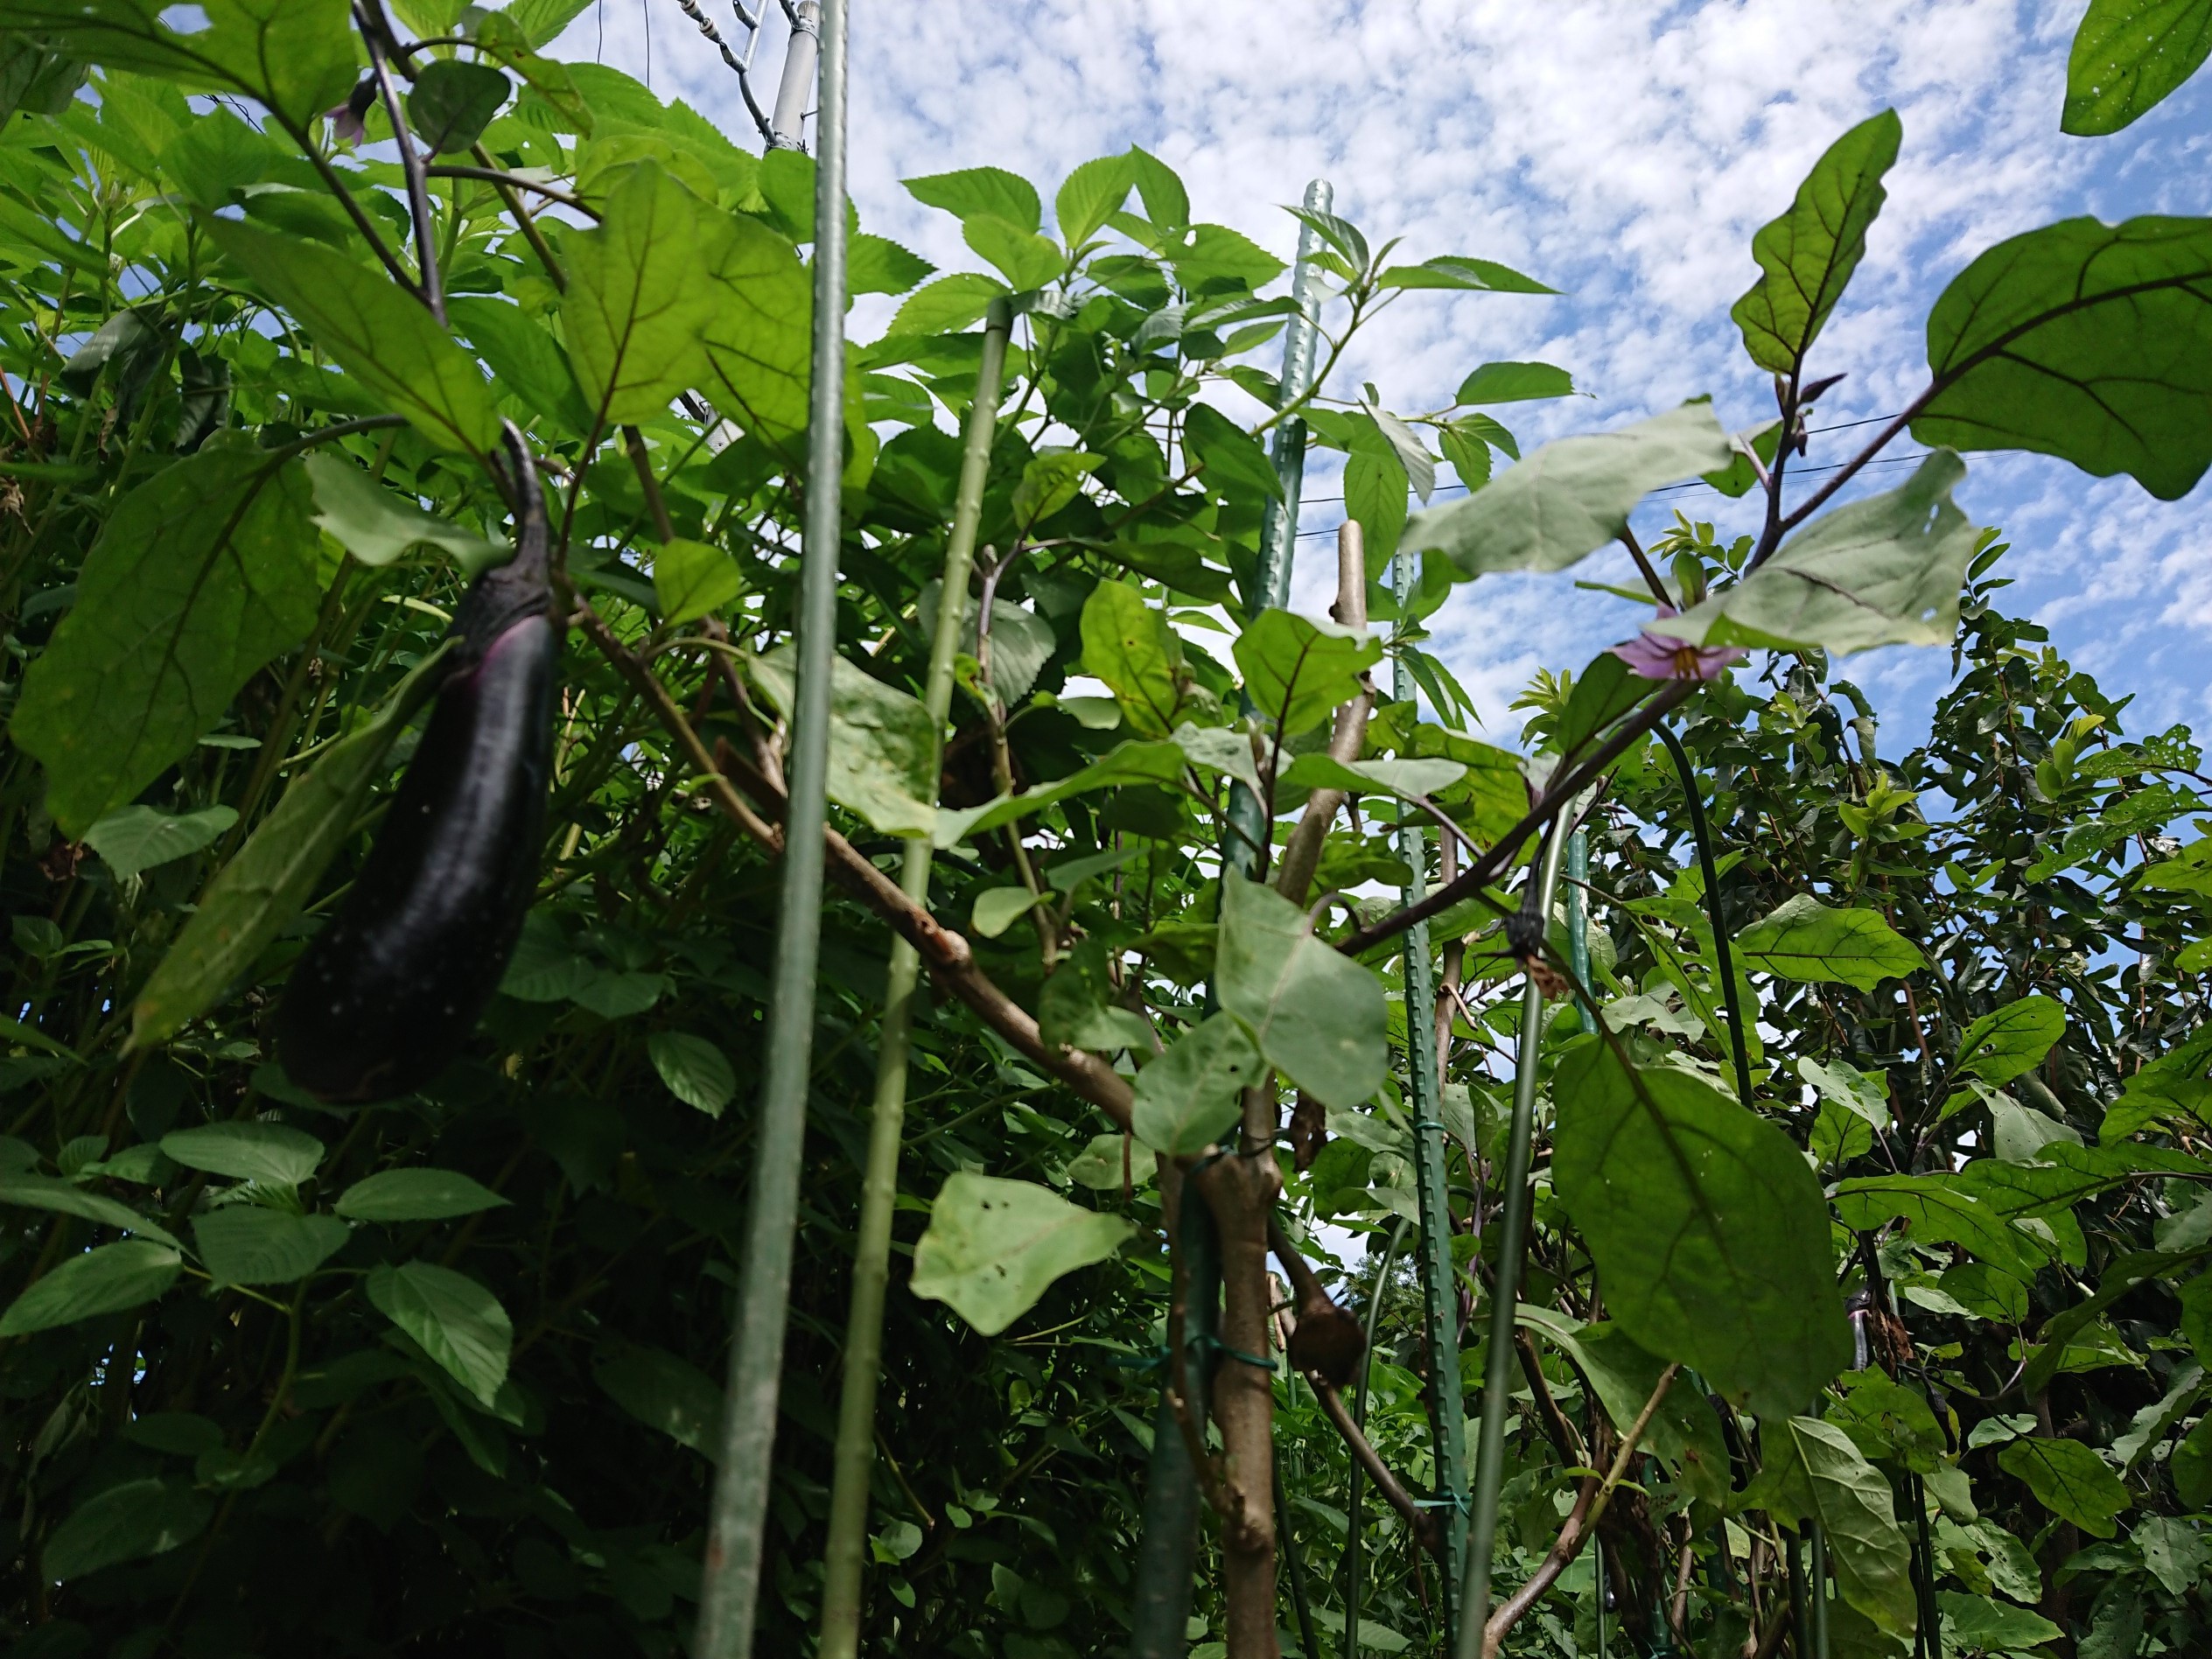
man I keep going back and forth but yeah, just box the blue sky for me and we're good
[564,1,2212,758]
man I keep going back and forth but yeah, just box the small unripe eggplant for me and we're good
[277,423,557,1102]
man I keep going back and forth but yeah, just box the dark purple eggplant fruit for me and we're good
[277,422,557,1102]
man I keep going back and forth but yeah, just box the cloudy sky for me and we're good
[558,1,2212,756]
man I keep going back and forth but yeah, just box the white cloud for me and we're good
[559,0,2212,749]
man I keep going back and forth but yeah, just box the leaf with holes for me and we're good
[1956,996,2066,1085]
[909,1173,1133,1336]
[1131,1014,1264,1156]
[2063,0,2212,134]
[1215,877,1386,1110]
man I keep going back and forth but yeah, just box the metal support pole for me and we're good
[1456,820,1577,1659]
[1567,828,1595,1034]
[768,0,819,150]
[1223,177,1331,881]
[1393,534,1469,1642]
[816,301,1012,1659]
[695,3,846,1654]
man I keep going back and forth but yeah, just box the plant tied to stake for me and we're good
[276,420,558,1102]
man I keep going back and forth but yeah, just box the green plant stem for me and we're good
[816,297,1011,1659]
[695,5,847,1654]
[1273,1439,1321,1659]
[1344,1214,1408,1659]
[1655,720,1752,1103]
[1455,815,1576,1659]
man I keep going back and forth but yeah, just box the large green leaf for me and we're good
[81,803,238,882]
[564,161,723,426]
[1456,361,1575,404]
[335,1168,511,1223]
[1550,1040,1850,1418]
[747,645,936,838]
[2063,0,2212,134]
[10,440,320,838]
[964,214,1064,290]
[697,211,813,444]
[1733,895,1924,990]
[1954,995,2067,1086]
[1913,215,2212,500]
[131,644,454,1046]
[0,1172,179,1249]
[1055,153,1134,247]
[1517,1307,1731,1506]
[1831,1173,2047,1278]
[1183,402,1282,504]
[209,220,500,456]
[594,1343,724,1460]
[646,1032,736,1118]
[1998,1435,2132,1536]
[905,166,1041,232]
[43,1477,212,1581]
[1080,580,1188,738]
[367,1261,513,1408]
[192,1208,350,1284]
[908,1172,1133,1337]
[1214,877,1386,1110]
[1653,451,1978,654]
[652,536,744,626]
[1404,402,1734,578]
[1937,1594,2062,1654]
[1754,1418,1918,1639]
[1231,610,1382,739]
[0,1239,180,1335]
[1730,110,1901,376]
[1130,1014,1264,1156]
[4,0,356,127]
[305,452,507,575]
[448,295,596,439]
[160,1121,325,1185]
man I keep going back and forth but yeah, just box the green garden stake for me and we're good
[1222,177,1331,881]
[696,4,849,1654]
[1392,536,1470,1642]
[816,299,1012,1659]
[1567,826,1595,1035]
[1344,1215,1407,1659]
[1456,818,1576,1659]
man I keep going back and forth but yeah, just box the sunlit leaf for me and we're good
[909,1172,1133,1336]
[2063,0,2212,134]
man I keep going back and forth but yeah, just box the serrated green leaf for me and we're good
[647,1032,735,1117]
[906,165,1040,232]
[160,1121,325,1185]
[81,804,237,883]
[0,1238,180,1335]
[886,272,1008,338]
[1055,153,1133,247]
[192,1208,349,1284]
[367,1261,512,1407]
[43,1477,211,1581]
[335,1168,510,1222]
[963,214,1063,290]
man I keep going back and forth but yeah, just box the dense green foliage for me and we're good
[2,4,2212,1659]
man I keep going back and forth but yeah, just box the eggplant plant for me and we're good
[0,4,2208,1659]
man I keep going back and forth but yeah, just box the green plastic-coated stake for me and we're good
[816,298,1012,1659]
[1456,816,1577,1659]
[1222,177,1331,880]
[1391,539,1470,1642]
[1343,1214,1407,1659]
[1567,827,1595,1035]
[695,4,848,1655]
[1130,177,1334,1659]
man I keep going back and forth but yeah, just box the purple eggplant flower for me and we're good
[1608,606,1746,682]
[326,102,366,145]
